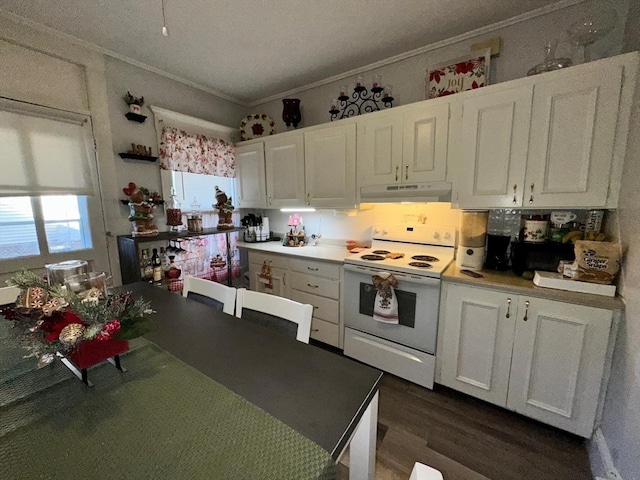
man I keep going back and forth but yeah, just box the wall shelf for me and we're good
[125,112,147,123]
[119,153,158,162]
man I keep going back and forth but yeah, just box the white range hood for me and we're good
[359,181,452,203]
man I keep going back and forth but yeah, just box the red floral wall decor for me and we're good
[425,48,491,99]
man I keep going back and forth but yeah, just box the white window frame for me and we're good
[0,100,107,275]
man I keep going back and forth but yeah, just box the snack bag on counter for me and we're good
[573,240,621,285]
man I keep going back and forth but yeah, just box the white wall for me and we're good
[588,4,640,475]
[250,0,628,132]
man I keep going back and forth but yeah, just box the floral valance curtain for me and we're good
[159,126,235,177]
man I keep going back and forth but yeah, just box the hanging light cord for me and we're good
[161,0,169,36]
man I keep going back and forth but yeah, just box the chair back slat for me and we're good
[182,276,236,316]
[235,288,313,343]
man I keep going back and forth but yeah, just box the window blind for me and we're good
[0,99,95,197]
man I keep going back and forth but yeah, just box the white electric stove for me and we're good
[343,224,456,389]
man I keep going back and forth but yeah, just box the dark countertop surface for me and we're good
[127,282,383,459]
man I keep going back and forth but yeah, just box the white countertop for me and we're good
[238,240,353,263]
[238,241,624,311]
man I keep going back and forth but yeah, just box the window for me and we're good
[0,196,93,259]
[0,99,103,272]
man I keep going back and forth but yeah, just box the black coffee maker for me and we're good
[485,234,511,270]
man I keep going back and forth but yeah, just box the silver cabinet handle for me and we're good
[307,283,319,288]
[312,328,320,332]
[306,193,311,205]
[523,300,530,321]
[282,272,286,286]
[506,298,511,319]
[395,165,399,181]
[307,267,319,271]
[312,305,319,310]
[512,184,518,204]
[405,165,409,180]
[268,195,272,206]
[529,183,534,204]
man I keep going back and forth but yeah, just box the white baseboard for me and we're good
[592,428,623,480]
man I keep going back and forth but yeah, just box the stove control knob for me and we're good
[433,231,440,239]
[444,232,451,239]
[373,227,379,234]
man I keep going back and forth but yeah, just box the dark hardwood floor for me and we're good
[337,373,592,480]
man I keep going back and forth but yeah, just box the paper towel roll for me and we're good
[262,217,269,234]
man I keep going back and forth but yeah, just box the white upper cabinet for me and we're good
[524,68,622,207]
[403,103,449,183]
[454,57,627,209]
[264,133,305,208]
[304,122,357,208]
[358,102,449,187]
[455,85,533,208]
[235,142,267,208]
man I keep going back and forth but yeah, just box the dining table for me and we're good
[1,281,383,480]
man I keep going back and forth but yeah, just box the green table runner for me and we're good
[0,344,336,480]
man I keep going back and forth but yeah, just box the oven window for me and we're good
[359,283,416,327]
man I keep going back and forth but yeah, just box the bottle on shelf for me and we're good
[140,249,152,281]
[151,248,162,285]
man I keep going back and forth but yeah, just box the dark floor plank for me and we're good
[338,373,591,480]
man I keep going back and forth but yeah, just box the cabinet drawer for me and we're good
[289,272,339,299]
[248,251,288,270]
[310,318,340,347]
[290,289,339,324]
[289,258,340,278]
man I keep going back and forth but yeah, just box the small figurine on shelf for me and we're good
[123,182,158,237]
[213,186,235,230]
[124,91,144,114]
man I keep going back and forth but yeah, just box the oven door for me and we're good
[343,264,441,354]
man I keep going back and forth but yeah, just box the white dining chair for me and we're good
[235,288,313,343]
[182,276,236,315]
[0,285,20,306]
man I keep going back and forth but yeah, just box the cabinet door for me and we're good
[507,297,612,437]
[456,85,533,208]
[524,68,623,208]
[440,284,517,406]
[264,134,305,208]
[358,112,404,186]
[305,123,356,208]
[235,143,267,208]
[403,103,449,183]
[248,264,290,299]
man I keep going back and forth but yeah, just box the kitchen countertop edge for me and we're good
[442,264,624,311]
[238,241,349,263]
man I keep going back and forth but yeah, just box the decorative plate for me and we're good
[239,114,276,141]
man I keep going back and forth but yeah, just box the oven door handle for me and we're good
[343,263,441,286]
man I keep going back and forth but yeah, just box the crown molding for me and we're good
[248,0,586,106]
[1,1,586,108]
[0,8,248,107]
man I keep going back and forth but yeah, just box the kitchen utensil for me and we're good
[522,215,549,243]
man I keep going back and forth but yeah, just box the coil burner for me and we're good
[408,262,433,268]
[361,254,386,261]
[411,255,439,262]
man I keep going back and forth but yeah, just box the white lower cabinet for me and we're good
[439,283,612,437]
[247,252,343,348]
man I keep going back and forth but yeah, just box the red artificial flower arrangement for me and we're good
[2,270,154,368]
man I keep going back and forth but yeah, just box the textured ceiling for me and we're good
[0,0,575,104]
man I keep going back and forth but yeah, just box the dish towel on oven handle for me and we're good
[372,272,399,324]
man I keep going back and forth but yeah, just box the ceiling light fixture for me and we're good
[161,0,170,37]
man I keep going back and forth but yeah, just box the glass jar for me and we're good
[165,187,183,232]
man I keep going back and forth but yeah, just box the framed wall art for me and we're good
[425,48,491,99]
